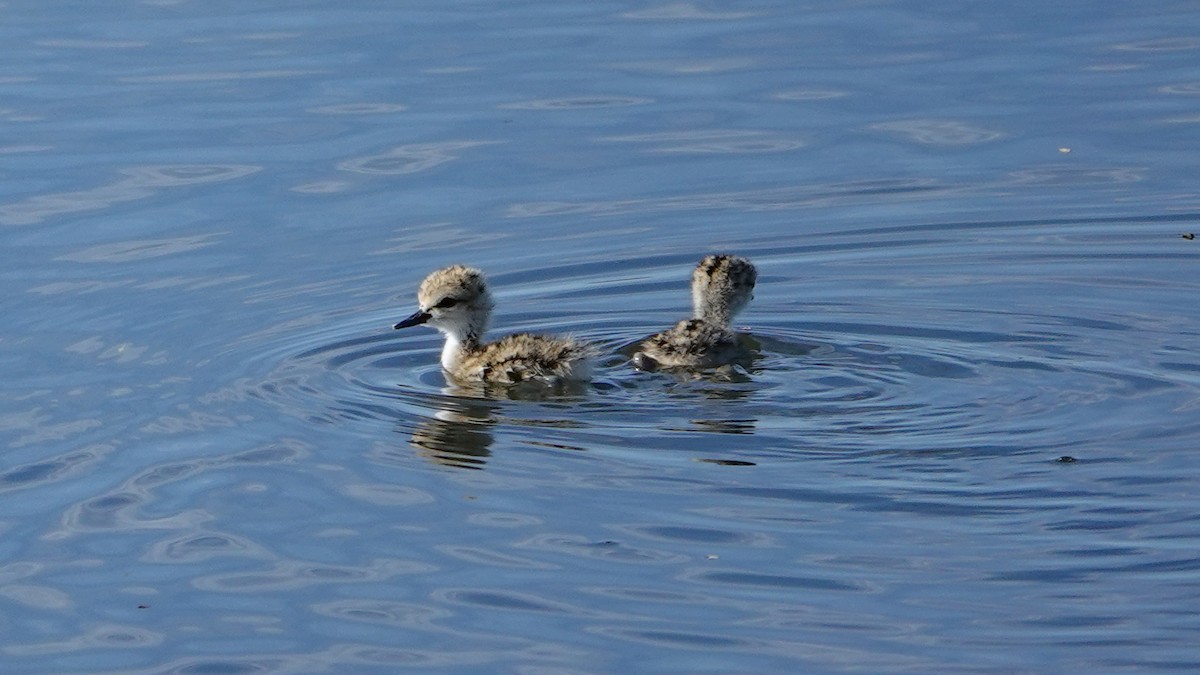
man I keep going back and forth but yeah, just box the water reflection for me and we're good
[3,624,163,656]
[408,408,495,470]
[0,444,111,485]
[1005,166,1145,186]
[1157,82,1200,95]
[307,102,407,115]
[404,381,598,468]
[117,69,325,83]
[515,533,688,565]
[0,164,261,226]
[143,530,271,564]
[0,583,72,611]
[337,141,498,175]
[191,557,434,592]
[35,38,149,49]
[772,88,850,101]
[868,119,1004,145]
[600,129,806,154]
[57,233,221,263]
[620,3,758,20]
[370,223,509,254]
[687,418,757,434]
[51,440,308,537]
[1115,37,1200,51]
[505,178,943,218]
[498,96,654,110]
[611,58,755,74]
[312,598,453,628]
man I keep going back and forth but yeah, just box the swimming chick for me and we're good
[632,254,757,372]
[394,265,595,384]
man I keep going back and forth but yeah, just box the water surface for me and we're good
[3,1,1200,672]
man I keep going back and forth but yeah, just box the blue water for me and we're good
[3,1,1200,672]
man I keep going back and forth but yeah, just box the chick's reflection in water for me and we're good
[404,380,593,468]
[407,401,496,470]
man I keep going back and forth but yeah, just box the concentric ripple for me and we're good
[249,216,1197,471]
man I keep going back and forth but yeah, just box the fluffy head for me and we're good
[395,265,494,344]
[690,254,757,326]
[395,265,594,383]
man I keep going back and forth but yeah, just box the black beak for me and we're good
[394,310,431,330]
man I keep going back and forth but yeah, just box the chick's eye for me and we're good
[434,297,459,309]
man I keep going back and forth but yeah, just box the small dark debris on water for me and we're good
[696,458,757,466]
[137,604,150,609]
[1183,233,1195,240]
[1056,456,1077,463]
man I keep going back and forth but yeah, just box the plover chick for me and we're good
[632,254,757,372]
[394,265,595,384]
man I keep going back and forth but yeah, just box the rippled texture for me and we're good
[3,1,1200,672]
